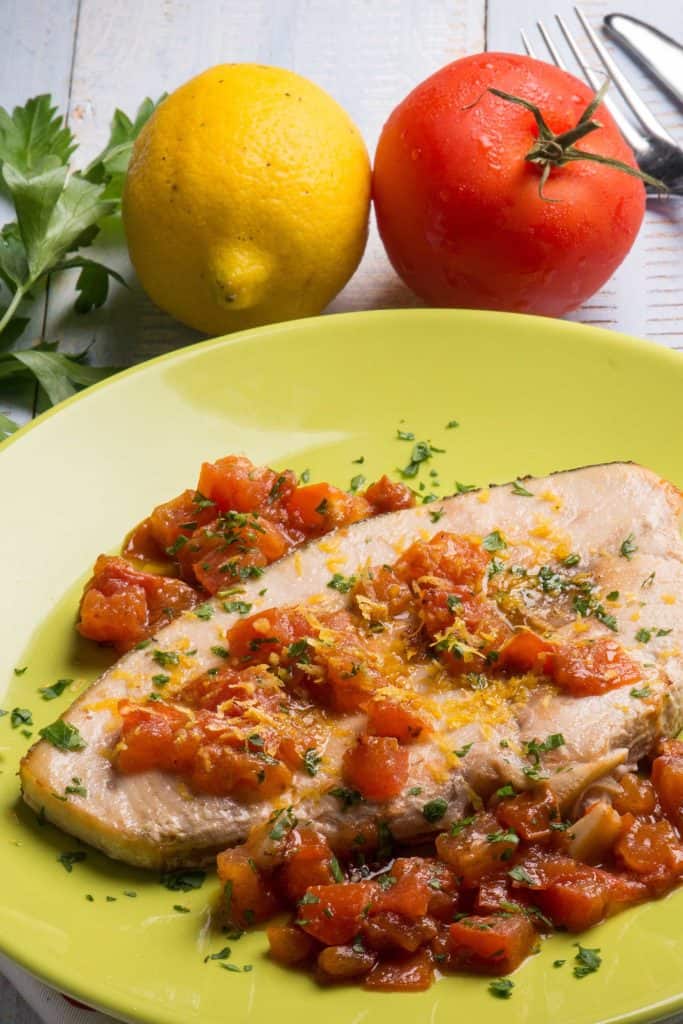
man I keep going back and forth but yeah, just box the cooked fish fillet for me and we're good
[20,462,683,869]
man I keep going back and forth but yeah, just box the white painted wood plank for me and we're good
[45,0,485,365]
[487,0,683,349]
[0,0,80,426]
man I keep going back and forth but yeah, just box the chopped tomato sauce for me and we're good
[78,455,414,652]
[548,637,642,696]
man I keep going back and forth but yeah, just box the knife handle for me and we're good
[604,13,683,107]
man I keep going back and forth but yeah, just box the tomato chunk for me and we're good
[217,847,281,928]
[365,699,429,744]
[298,883,376,945]
[363,475,415,514]
[285,482,370,537]
[279,830,336,903]
[548,637,641,696]
[363,948,434,991]
[652,740,683,829]
[448,915,536,975]
[342,736,409,802]
[396,532,490,590]
[496,788,560,843]
[267,925,316,965]
[497,630,555,675]
[614,817,683,876]
[436,813,518,885]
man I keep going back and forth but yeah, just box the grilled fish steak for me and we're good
[20,462,683,869]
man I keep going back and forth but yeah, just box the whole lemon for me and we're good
[122,64,371,335]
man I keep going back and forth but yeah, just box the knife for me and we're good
[603,14,683,107]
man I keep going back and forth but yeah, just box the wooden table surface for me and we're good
[1,1,682,1020]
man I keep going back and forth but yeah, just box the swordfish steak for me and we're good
[20,462,683,869]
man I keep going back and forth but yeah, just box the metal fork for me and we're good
[521,7,683,196]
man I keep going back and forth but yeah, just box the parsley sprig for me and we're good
[0,93,162,438]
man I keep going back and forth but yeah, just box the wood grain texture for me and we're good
[487,0,683,348]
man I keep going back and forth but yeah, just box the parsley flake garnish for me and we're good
[620,534,638,560]
[223,600,252,615]
[11,707,32,729]
[194,602,214,620]
[327,573,357,594]
[429,507,445,523]
[39,679,72,701]
[328,786,363,809]
[211,645,230,659]
[65,777,87,797]
[422,797,448,823]
[161,870,206,892]
[350,474,366,493]
[57,850,86,873]
[445,419,459,429]
[489,978,514,999]
[152,649,180,668]
[454,742,472,758]
[511,479,533,497]
[630,686,651,699]
[455,481,476,493]
[13,666,28,676]
[269,807,297,841]
[303,748,322,776]
[39,719,86,751]
[397,429,415,441]
[329,856,344,883]
[482,530,506,552]
[508,865,535,885]
[563,553,581,567]
[450,816,475,836]
[573,943,601,978]
[204,946,231,962]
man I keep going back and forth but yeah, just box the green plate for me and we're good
[1,309,682,1024]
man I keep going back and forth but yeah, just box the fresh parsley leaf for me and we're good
[10,707,32,728]
[39,678,72,700]
[508,865,535,885]
[65,777,87,797]
[204,946,231,962]
[152,649,180,668]
[454,742,472,758]
[194,602,214,620]
[620,534,637,560]
[573,944,601,978]
[489,979,514,999]
[268,807,297,841]
[396,429,415,441]
[429,507,445,523]
[349,474,366,493]
[303,748,321,776]
[328,786,363,809]
[482,530,506,552]
[57,850,86,873]
[211,645,230,659]
[635,628,651,643]
[81,96,163,203]
[0,95,75,177]
[422,797,448,823]
[327,573,357,594]
[511,479,533,497]
[630,686,651,699]
[329,856,344,883]
[455,481,476,493]
[223,600,252,615]
[160,870,206,892]
[563,552,581,567]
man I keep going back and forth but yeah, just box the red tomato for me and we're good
[448,914,536,974]
[342,735,409,801]
[548,637,641,696]
[373,53,645,316]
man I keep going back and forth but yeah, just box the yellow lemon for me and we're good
[122,64,371,335]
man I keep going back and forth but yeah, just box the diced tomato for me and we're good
[285,483,370,537]
[227,606,314,664]
[612,773,657,817]
[365,699,429,744]
[652,740,683,829]
[142,488,217,555]
[436,812,518,885]
[414,581,512,673]
[217,847,281,928]
[298,883,376,945]
[474,873,515,914]
[267,925,316,965]
[371,859,448,919]
[318,945,376,979]
[529,857,645,931]
[197,455,295,515]
[496,788,560,843]
[448,915,536,975]
[497,630,555,675]
[362,912,437,953]
[363,475,416,514]
[78,555,197,652]
[548,637,641,696]
[180,513,289,593]
[342,736,409,802]
[115,700,194,774]
[279,830,336,903]
[395,532,490,590]
[363,948,434,992]
[614,817,683,876]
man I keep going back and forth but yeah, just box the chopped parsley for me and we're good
[152,674,170,687]
[630,686,651,699]
[508,865,535,885]
[65,777,87,798]
[327,573,357,594]
[445,419,459,429]
[211,645,230,659]
[204,946,231,962]
[511,479,533,497]
[422,797,448,823]
[429,507,445,523]
[350,474,366,493]
[486,828,519,847]
[303,748,322,776]
[194,602,214,620]
[223,600,252,615]
[400,440,444,479]
[329,856,344,883]
[496,784,516,799]
[455,481,476,493]
[299,468,311,484]
[523,733,565,765]
[447,593,463,612]
[161,870,206,892]
[407,786,423,796]
[39,679,72,701]
[454,742,473,758]
[450,816,475,837]
[173,905,191,913]
[635,628,651,643]
[620,534,638,560]
[396,429,415,441]
[13,666,28,676]
[57,851,86,873]
[152,649,180,668]
[287,639,311,663]
[39,720,86,751]
[489,978,514,999]
[315,498,328,516]
[11,707,32,729]
[269,807,297,841]
[563,552,581,567]
[482,530,506,552]
[573,943,601,978]
[328,786,363,809]
[606,591,619,602]
[641,571,656,589]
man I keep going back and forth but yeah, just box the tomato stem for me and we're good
[487,83,667,200]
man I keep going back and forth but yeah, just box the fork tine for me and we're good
[520,29,536,59]
[537,21,568,71]
[573,6,675,144]
[554,13,646,155]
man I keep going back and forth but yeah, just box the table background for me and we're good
[2,0,682,1020]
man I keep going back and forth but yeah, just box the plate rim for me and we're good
[2,307,683,1024]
